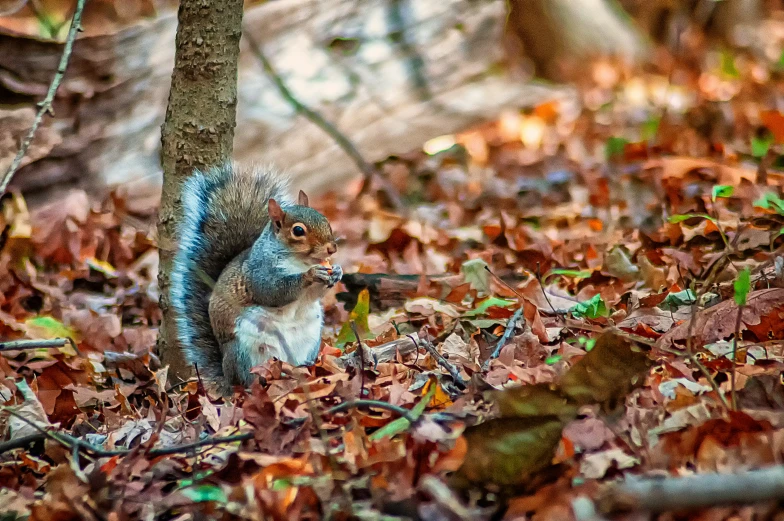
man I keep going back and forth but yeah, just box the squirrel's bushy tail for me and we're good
[170,163,289,381]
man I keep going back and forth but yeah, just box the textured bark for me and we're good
[158,0,244,382]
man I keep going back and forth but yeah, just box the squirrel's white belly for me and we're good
[235,299,324,369]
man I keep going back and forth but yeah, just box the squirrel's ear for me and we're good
[268,198,284,230]
[298,190,309,207]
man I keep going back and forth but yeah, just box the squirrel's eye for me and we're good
[292,225,306,237]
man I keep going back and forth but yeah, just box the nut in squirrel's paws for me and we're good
[327,264,343,288]
[310,260,342,287]
[309,265,333,285]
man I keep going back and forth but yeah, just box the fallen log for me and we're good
[0,0,644,210]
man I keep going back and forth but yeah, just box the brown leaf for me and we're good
[658,288,784,347]
[451,416,564,490]
[559,332,652,411]
[490,382,579,421]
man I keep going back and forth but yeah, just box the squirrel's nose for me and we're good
[326,242,337,255]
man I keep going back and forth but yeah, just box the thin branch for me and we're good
[5,408,253,457]
[684,280,731,411]
[350,321,367,397]
[484,265,524,299]
[598,465,784,513]
[1,0,86,194]
[481,305,525,371]
[324,399,418,423]
[420,338,468,389]
[242,30,403,209]
[731,304,744,410]
[243,32,372,177]
[536,262,561,318]
[0,337,78,353]
[284,398,418,427]
[0,433,46,455]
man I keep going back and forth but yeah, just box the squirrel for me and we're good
[170,164,343,394]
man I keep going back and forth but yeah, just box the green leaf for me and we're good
[463,297,516,317]
[570,294,608,319]
[544,269,592,281]
[461,258,490,293]
[605,136,629,160]
[667,213,714,224]
[577,336,597,352]
[271,478,292,491]
[754,192,784,216]
[24,316,79,354]
[545,354,562,365]
[181,485,227,504]
[660,289,697,310]
[752,134,773,158]
[369,380,436,440]
[641,117,660,142]
[720,50,739,78]
[335,289,371,348]
[734,267,751,306]
[711,185,734,201]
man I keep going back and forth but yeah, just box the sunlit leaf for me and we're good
[545,354,562,365]
[24,316,79,346]
[641,117,660,142]
[660,289,696,310]
[605,136,629,159]
[463,296,515,317]
[181,485,227,503]
[711,185,734,201]
[544,269,592,282]
[734,267,751,307]
[754,192,784,216]
[720,50,739,78]
[752,133,773,158]
[667,213,714,224]
[570,294,608,319]
[335,289,371,348]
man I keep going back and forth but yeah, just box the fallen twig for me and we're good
[481,305,525,371]
[0,338,78,353]
[324,399,418,423]
[1,0,86,194]
[350,321,368,396]
[5,408,253,457]
[598,465,784,513]
[338,333,420,365]
[421,338,468,389]
[731,303,744,410]
[0,433,46,455]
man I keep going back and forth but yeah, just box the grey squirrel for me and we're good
[170,164,343,394]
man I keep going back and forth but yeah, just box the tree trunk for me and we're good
[158,0,244,382]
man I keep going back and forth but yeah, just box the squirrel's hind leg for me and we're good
[220,339,259,394]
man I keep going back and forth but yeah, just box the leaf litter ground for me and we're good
[4,37,784,521]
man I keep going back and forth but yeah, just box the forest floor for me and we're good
[4,29,784,521]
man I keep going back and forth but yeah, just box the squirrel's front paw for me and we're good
[327,265,343,288]
[307,265,333,286]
